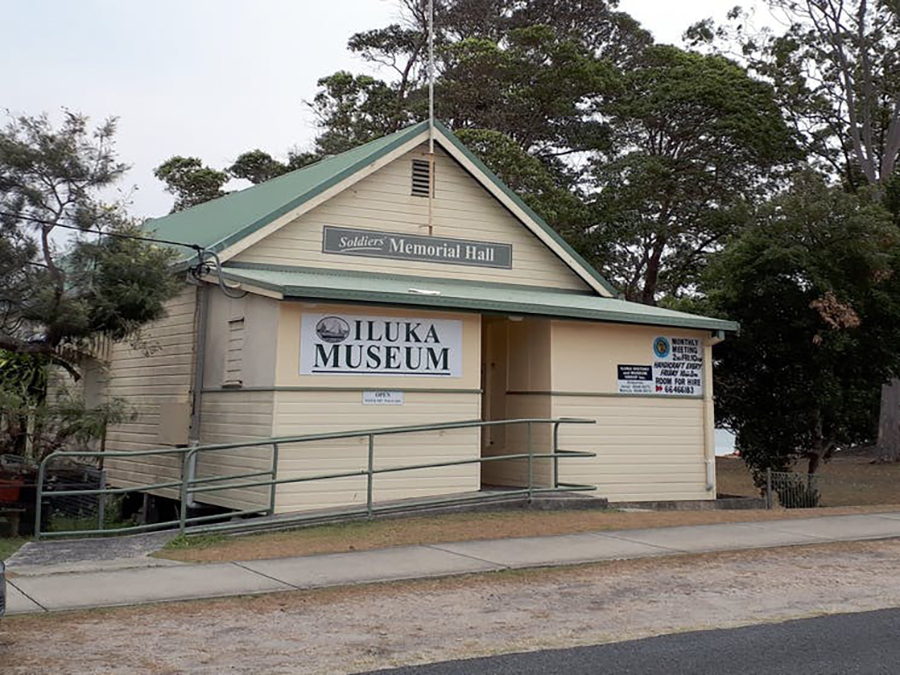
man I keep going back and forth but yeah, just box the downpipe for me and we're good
[186,281,210,508]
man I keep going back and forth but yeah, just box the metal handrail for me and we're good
[35,417,596,539]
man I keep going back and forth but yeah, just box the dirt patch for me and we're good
[6,539,900,674]
[156,504,900,564]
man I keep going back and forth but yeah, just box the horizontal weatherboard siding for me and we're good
[553,396,710,502]
[270,390,481,512]
[104,285,198,499]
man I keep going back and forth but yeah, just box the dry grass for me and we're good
[156,502,900,564]
[716,455,900,506]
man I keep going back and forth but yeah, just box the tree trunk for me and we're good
[877,379,900,461]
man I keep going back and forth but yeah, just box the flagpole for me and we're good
[427,0,435,236]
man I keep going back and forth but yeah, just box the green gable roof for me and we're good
[147,121,430,257]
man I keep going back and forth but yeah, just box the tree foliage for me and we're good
[701,173,900,473]
[154,156,229,212]
[0,112,180,368]
[686,0,900,192]
[588,45,797,302]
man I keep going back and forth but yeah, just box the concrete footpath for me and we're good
[6,511,900,616]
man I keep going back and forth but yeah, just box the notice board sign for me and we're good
[616,365,653,394]
[651,336,703,396]
[322,225,513,269]
[300,313,463,377]
[617,337,703,397]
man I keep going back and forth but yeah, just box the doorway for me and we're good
[480,315,554,488]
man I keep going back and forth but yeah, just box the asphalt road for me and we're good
[366,608,900,674]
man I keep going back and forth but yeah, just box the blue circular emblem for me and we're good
[653,336,671,359]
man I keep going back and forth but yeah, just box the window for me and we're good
[411,158,432,197]
[223,317,244,387]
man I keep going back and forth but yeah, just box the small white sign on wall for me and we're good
[362,390,405,405]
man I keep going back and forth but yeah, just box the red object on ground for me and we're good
[0,477,24,502]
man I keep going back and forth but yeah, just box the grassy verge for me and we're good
[0,536,27,561]
[155,503,900,564]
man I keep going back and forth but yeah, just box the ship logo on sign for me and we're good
[316,316,350,343]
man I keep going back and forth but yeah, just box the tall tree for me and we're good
[686,1,900,193]
[154,156,229,213]
[700,172,900,475]
[587,45,797,303]
[0,112,180,370]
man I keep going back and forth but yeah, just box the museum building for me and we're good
[95,121,737,514]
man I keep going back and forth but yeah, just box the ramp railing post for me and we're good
[552,421,560,489]
[527,422,534,502]
[97,470,107,531]
[766,468,773,510]
[367,434,375,519]
[34,456,47,541]
[269,442,279,516]
[179,450,191,535]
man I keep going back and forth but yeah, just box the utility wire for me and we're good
[0,210,203,251]
[2,209,247,298]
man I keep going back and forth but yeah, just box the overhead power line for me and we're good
[0,210,203,251]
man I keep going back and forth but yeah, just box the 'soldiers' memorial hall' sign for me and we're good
[322,225,513,269]
[300,313,463,377]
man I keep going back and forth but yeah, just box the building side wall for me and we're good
[233,144,590,291]
[549,321,715,502]
[193,389,275,512]
[104,284,198,496]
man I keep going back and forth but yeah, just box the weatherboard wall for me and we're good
[550,321,715,502]
[103,285,198,498]
[231,144,590,292]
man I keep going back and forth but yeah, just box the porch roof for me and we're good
[216,263,739,333]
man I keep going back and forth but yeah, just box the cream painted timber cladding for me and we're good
[553,396,709,501]
[203,290,279,388]
[266,301,482,512]
[271,390,481,512]
[194,389,275,512]
[549,320,715,501]
[233,144,590,291]
[104,284,197,496]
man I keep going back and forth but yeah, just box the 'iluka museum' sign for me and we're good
[300,313,463,377]
[322,225,513,269]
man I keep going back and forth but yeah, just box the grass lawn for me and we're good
[156,502,900,564]
[716,455,900,506]
[0,536,27,561]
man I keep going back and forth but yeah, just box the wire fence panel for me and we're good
[767,471,823,509]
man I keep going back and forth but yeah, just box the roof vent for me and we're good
[411,159,432,197]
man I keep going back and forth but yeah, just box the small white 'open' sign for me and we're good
[362,391,404,405]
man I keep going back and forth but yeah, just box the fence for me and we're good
[762,468,889,509]
[34,417,597,540]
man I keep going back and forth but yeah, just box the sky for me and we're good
[1,0,756,219]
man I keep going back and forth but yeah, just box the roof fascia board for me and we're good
[216,129,430,263]
[431,122,618,298]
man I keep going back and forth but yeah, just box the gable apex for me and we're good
[148,121,617,298]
